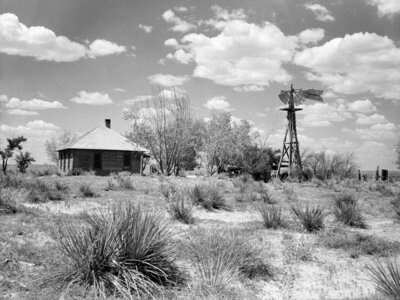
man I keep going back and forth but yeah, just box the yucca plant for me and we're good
[54,181,69,192]
[333,193,367,228]
[45,203,184,298]
[160,183,177,199]
[166,191,194,224]
[367,258,400,300]
[291,205,325,232]
[257,204,285,229]
[79,183,96,197]
[190,184,229,211]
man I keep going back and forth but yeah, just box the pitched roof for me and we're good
[57,125,149,153]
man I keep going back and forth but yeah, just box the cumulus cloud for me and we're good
[138,24,153,33]
[233,85,265,92]
[347,99,377,113]
[356,113,387,125]
[164,38,180,48]
[299,101,352,127]
[70,91,113,105]
[354,122,398,140]
[162,9,196,32]
[299,28,325,45]
[123,95,153,105]
[304,3,335,22]
[148,74,189,87]
[0,13,127,62]
[294,32,400,100]
[205,96,232,111]
[88,39,126,57]
[179,19,297,89]
[1,120,59,137]
[367,0,400,17]
[166,49,193,64]
[5,97,66,110]
[6,109,38,116]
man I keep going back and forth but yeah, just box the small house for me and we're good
[57,119,149,175]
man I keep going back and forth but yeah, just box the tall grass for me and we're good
[391,194,400,221]
[78,183,96,198]
[291,205,325,232]
[45,203,183,298]
[160,183,178,199]
[256,204,285,229]
[333,193,367,228]
[166,190,194,224]
[283,184,297,202]
[189,184,230,211]
[114,173,135,190]
[185,228,271,289]
[367,258,400,300]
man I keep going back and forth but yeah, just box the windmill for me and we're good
[277,84,323,178]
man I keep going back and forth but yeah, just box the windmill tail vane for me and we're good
[276,85,324,178]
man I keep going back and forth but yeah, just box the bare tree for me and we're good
[45,132,77,164]
[125,87,191,176]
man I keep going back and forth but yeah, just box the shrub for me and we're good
[367,258,400,300]
[190,184,229,211]
[391,194,400,221]
[79,183,96,198]
[257,204,285,229]
[282,183,297,202]
[44,203,183,298]
[54,181,69,192]
[160,183,178,199]
[282,234,313,262]
[66,168,84,176]
[26,179,54,203]
[0,188,21,214]
[319,226,400,258]
[369,182,394,196]
[333,193,367,228]
[166,190,194,224]
[291,205,325,232]
[105,178,118,191]
[232,174,254,193]
[185,228,272,289]
[254,182,276,203]
[114,173,134,190]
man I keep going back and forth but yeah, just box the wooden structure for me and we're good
[57,119,149,175]
[277,85,323,177]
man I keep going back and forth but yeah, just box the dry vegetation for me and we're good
[1,170,400,299]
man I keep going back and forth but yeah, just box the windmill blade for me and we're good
[299,89,323,102]
[279,91,290,104]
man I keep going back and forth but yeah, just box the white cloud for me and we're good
[294,32,400,100]
[162,9,196,32]
[1,120,59,136]
[180,19,298,88]
[347,99,377,113]
[123,95,153,105]
[205,96,232,111]
[70,91,113,105]
[299,28,325,45]
[164,38,180,48]
[367,0,400,17]
[114,88,126,92]
[0,13,126,62]
[353,122,398,140]
[88,39,126,57]
[233,85,265,92]
[175,6,188,12]
[166,49,193,64]
[138,24,153,33]
[304,3,335,22]
[6,97,66,110]
[356,113,387,125]
[148,74,189,87]
[6,109,38,116]
[0,95,8,102]
[299,101,352,127]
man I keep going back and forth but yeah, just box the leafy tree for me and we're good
[45,132,76,164]
[0,136,27,174]
[15,151,35,173]
[125,87,192,176]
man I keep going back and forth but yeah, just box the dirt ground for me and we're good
[1,173,400,300]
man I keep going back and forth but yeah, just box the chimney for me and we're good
[105,119,111,128]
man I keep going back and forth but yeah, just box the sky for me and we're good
[0,0,399,170]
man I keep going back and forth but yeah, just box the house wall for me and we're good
[59,149,143,173]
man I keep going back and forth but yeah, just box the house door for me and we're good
[94,153,102,170]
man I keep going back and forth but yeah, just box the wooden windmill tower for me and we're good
[277,84,323,177]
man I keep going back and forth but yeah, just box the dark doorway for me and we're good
[123,153,130,170]
[94,153,102,170]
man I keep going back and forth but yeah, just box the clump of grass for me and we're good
[282,183,297,202]
[166,190,194,224]
[185,228,272,289]
[319,226,400,258]
[105,178,118,191]
[78,183,96,198]
[333,193,367,228]
[54,181,69,192]
[114,173,134,190]
[0,188,21,214]
[160,183,178,199]
[27,179,54,203]
[391,194,400,221]
[369,182,394,196]
[367,258,400,300]
[232,174,254,193]
[282,234,313,262]
[254,182,276,203]
[190,184,230,211]
[44,203,184,298]
[256,204,285,229]
[291,205,325,232]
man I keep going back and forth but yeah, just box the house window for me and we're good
[123,153,130,168]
